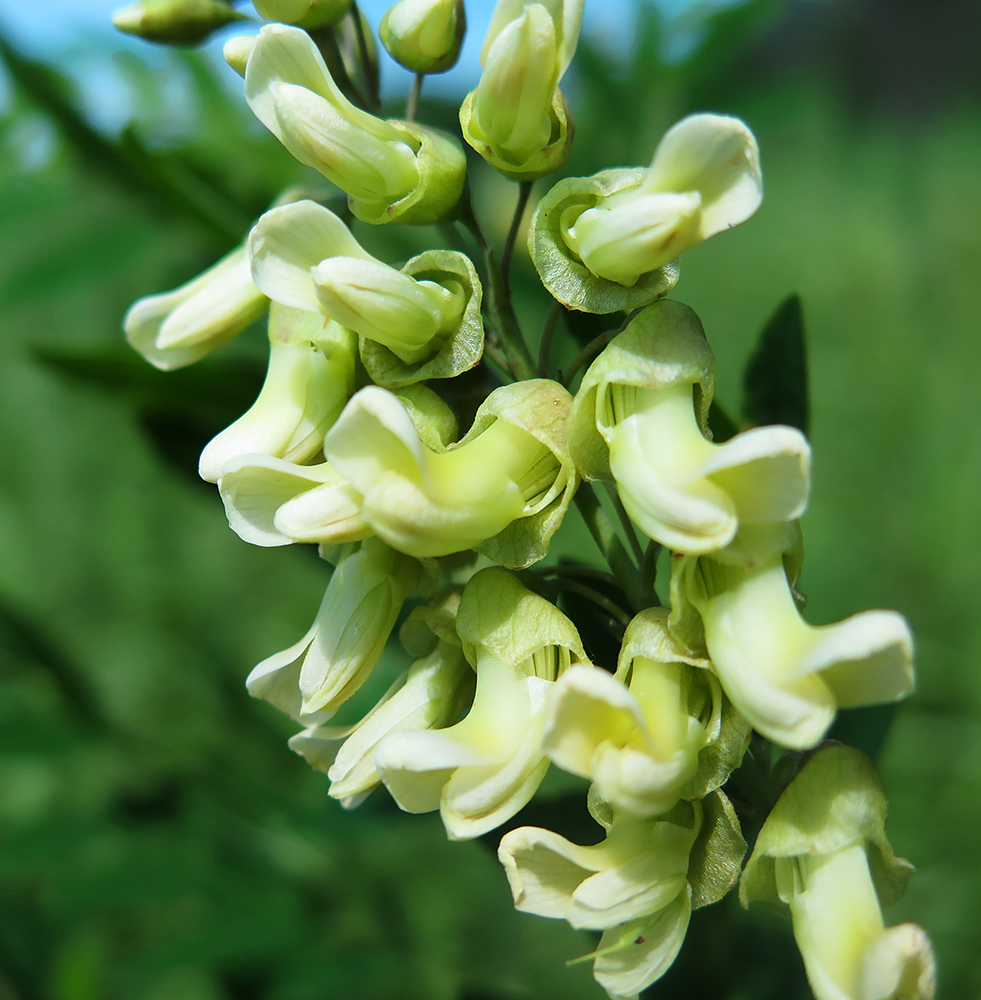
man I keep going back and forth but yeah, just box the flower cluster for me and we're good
[117,1,934,997]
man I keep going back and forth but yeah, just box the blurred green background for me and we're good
[0,0,979,997]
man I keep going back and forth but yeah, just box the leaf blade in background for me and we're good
[741,293,809,434]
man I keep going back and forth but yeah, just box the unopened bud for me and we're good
[312,256,465,364]
[223,34,255,76]
[112,0,246,45]
[253,0,353,30]
[379,0,466,75]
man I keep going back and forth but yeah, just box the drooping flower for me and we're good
[741,746,935,1000]
[673,523,915,749]
[242,25,465,224]
[374,568,587,839]
[544,607,749,817]
[568,300,810,554]
[198,303,356,483]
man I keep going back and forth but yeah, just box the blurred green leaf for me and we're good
[741,294,809,434]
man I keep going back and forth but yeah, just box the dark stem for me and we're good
[406,72,425,121]
[501,180,534,294]
[603,481,646,567]
[350,3,381,110]
[560,307,642,387]
[641,540,663,605]
[311,26,370,108]
[460,198,537,381]
[551,579,632,631]
[538,300,562,376]
[573,484,643,612]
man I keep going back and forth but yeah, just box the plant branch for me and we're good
[538,300,561,377]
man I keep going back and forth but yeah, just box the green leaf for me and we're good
[742,294,809,435]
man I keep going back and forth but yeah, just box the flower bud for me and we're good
[223,34,255,76]
[544,607,749,817]
[675,523,915,749]
[375,569,587,839]
[322,381,576,566]
[198,303,357,482]
[312,256,465,364]
[244,25,465,224]
[123,241,267,371]
[460,0,581,179]
[112,0,246,45]
[379,0,466,74]
[246,539,424,723]
[253,0,352,30]
[741,747,935,1000]
[569,301,810,554]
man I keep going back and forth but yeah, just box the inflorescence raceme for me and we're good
[116,2,935,997]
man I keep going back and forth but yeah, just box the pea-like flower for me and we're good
[569,301,811,554]
[113,0,246,45]
[499,789,744,999]
[544,607,749,817]
[248,200,472,368]
[123,240,267,371]
[374,569,587,839]
[242,25,465,224]
[321,380,577,567]
[565,114,761,286]
[246,538,425,723]
[673,523,915,749]
[741,746,935,1000]
[198,303,356,483]
[459,0,582,180]
[216,383,459,548]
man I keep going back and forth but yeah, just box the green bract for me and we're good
[528,168,679,312]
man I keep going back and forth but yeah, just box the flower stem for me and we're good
[574,484,643,612]
[406,72,425,122]
[538,300,561,376]
[501,181,533,295]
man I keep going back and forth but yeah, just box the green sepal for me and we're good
[568,300,714,481]
[528,167,680,313]
[349,120,466,226]
[459,87,574,183]
[739,744,914,912]
[456,567,586,669]
[359,250,483,387]
[687,789,746,910]
[463,379,578,569]
[399,586,464,657]
[392,382,459,450]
